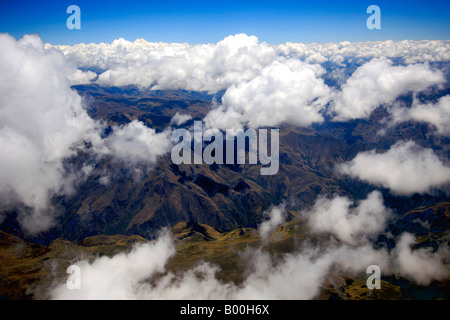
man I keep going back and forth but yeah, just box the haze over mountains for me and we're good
[0,32,449,299]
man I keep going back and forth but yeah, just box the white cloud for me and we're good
[393,233,450,286]
[49,229,389,300]
[0,33,103,234]
[2,33,449,293]
[103,120,172,166]
[0,34,177,234]
[67,69,97,85]
[258,203,287,240]
[53,39,450,88]
[306,191,390,245]
[48,36,449,130]
[276,40,450,64]
[332,58,445,121]
[337,140,450,195]
[391,95,450,137]
[51,229,176,300]
[47,192,449,299]
[204,61,330,129]
[55,34,276,93]
[229,243,388,300]
[170,112,192,126]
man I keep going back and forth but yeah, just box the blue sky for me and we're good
[0,0,449,45]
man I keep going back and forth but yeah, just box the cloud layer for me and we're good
[50,229,389,300]
[49,191,449,299]
[50,35,449,129]
[58,34,277,92]
[276,40,450,65]
[1,32,449,242]
[1,32,448,299]
[51,38,450,89]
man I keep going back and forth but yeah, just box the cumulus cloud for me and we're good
[337,140,450,195]
[204,61,330,129]
[392,233,450,286]
[332,58,445,120]
[103,120,172,166]
[306,191,390,245]
[52,38,450,91]
[391,95,450,137]
[54,34,276,93]
[0,33,103,234]
[276,40,450,65]
[48,35,449,129]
